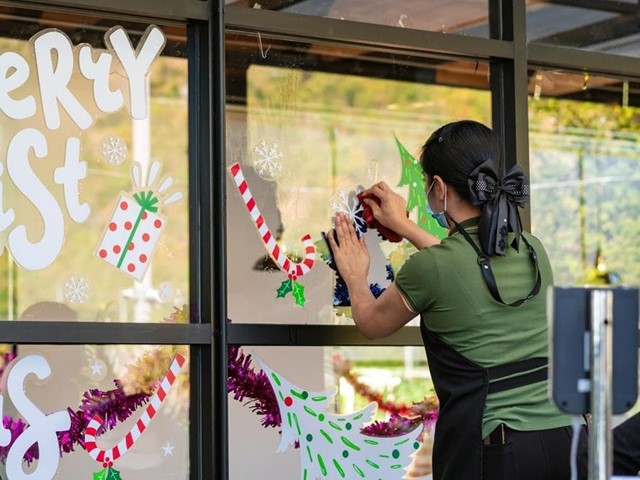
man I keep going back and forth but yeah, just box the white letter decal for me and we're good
[33,29,92,130]
[78,45,124,114]
[0,51,36,120]
[7,129,64,270]
[107,25,165,120]
[5,355,70,480]
[54,137,90,223]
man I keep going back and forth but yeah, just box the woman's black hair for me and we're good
[419,120,503,201]
[420,120,530,257]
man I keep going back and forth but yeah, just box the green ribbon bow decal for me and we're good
[133,191,159,213]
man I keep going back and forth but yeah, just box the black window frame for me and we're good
[0,0,639,479]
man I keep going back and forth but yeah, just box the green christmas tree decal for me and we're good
[394,134,447,239]
[257,358,422,480]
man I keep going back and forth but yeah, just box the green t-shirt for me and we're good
[395,218,572,438]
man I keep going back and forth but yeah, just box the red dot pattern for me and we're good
[100,201,166,276]
[284,397,293,407]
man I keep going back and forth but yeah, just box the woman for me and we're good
[328,120,583,479]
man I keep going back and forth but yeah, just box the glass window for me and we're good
[0,343,189,478]
[529,69,640,285]
[527,1,640,57]
[0,10,188,322]
[226,33,491,324]
[228,345,436,478]
[227,1,489,37]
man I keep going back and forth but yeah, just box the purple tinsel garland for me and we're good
[0,380,150,464]
[227,346,281,429]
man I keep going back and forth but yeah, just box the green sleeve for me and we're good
[394,248,440,313]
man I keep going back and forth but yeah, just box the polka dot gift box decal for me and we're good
[96,160,183,281]
[256,357,422,480]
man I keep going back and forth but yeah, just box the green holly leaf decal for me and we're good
[93,468,122,480]
[276,279,293,298]
[107,468,123,480]
[292,281,306,307]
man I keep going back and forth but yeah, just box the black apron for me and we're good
[421,323,548,480]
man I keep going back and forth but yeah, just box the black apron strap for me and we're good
[487,356,548,394]
[454,221,541,307]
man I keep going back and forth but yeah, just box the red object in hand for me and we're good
[357,192,407,243]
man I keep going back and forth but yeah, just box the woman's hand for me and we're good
[327,212,370,284]
[361,182,411,238]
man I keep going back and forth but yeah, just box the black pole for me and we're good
[209,0,228,478]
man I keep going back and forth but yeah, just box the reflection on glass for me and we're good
[228,345,435,478]
[226,33,491,324]
[529,70,640,285]
[527,1,640,57]
[0,344,189,478]
[227,0,489,37]
[0,9,189,322]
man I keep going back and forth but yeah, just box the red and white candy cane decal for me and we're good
[229,162,315,279]
[84,353,185,465]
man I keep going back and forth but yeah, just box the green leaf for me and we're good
[107,467,123,480]
[276,279,293,298]
[292,281,306,307]
[93,467,123,480]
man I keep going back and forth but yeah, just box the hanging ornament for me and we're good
[623,81,630,109]
[228,162,316,307]
[582,71,590,91]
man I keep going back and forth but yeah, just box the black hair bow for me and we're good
[467,159,530,256]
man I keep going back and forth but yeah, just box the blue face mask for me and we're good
[426,181,449,229]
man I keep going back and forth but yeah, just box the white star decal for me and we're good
[90,360,103,376]
[162,441,175,457]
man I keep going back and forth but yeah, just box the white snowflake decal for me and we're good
[157,281,176,303]
[64,276,90,304]
[331,187,366,236]
[252,140,283,181]
[100,135,128,166]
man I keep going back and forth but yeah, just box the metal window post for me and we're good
[589,289,614,480]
